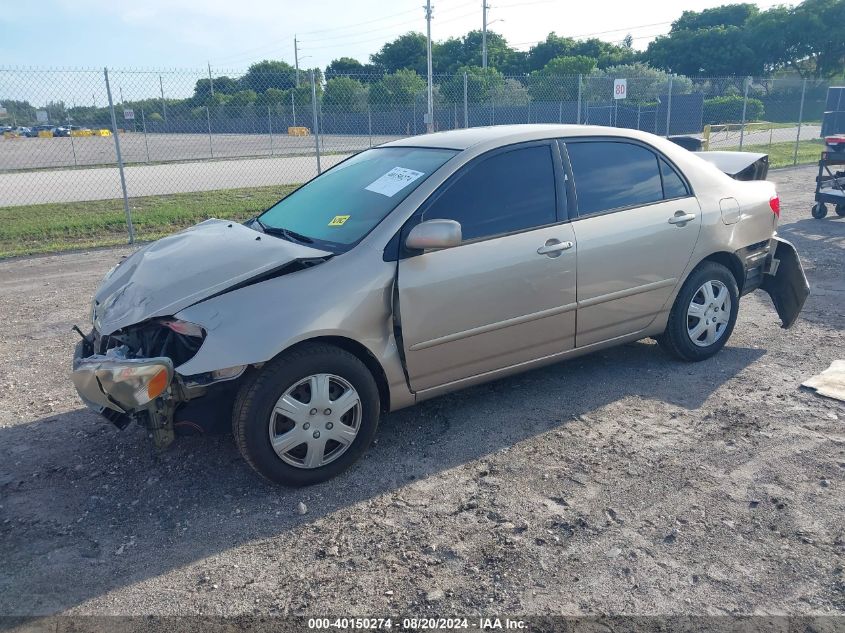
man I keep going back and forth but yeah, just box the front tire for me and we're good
[836,203,845,217]
[657,262,739,362]
[811,202,828,219]
[232,343,381,486]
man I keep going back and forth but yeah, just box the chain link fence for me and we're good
[0,66,837,253]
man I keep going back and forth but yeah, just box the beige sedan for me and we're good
[72,125,808,486]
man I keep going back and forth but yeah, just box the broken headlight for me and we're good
[93,360,173,408]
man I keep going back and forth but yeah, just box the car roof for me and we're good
[380,124,663,151]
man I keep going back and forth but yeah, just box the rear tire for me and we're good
[657,262,739,362]
[811,202,828,219]
[836,203,845,217]
[232,343,380,486]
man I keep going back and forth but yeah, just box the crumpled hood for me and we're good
[93,219,330,335]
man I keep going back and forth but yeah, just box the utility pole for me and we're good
[425,0,434,133]
[482,0,489,69]
[294,36,300,87]
[207,61,214,96]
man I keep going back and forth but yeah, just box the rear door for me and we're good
[396,141,577,392]
[563,139,701,347]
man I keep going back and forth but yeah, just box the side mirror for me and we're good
[405,219,462,251]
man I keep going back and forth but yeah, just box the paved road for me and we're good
[0,154,350,206]
[0,133,400,172]
[708,124,821,148]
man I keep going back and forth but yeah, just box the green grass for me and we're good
[0,184,299,259]
[741,138,825,168]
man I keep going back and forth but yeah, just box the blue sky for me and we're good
[0,0,789,73]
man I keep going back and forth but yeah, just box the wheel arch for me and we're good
[694,251,745,294]
[283,336,391,413]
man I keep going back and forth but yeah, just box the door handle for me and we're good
[537,240,574,256]
[668,211,696,225]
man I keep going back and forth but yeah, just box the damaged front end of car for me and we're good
[71,317,244,448]
[69,218,335,448]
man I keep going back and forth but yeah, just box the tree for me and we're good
[368,69,426,107]
[492,78,530,105]
[672,3,759,31]
[228,90,258,108]
[527,34,577,72]
[239,60,298,92]
[528,56,596,101]
[595,62,693,101]
[439,66,505,103]
[371,33,428,75]
[646,25,763,76]
[433,30,526,76]
[325,57,384,81]
[326,57,365,76]
[256,88,288,108]
[783,0,845,78]
[323,77,368,112]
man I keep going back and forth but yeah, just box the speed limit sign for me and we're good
[613,78,627,99]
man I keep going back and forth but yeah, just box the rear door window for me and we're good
[566,141,664,216]
[423,144,557,241]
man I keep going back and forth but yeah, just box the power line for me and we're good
[298,1,475,46]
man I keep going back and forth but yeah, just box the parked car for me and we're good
[24,124,55,137]
[53,124,89,137]
[71,124,808,486]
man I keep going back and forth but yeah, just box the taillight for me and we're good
[769,195,780,217]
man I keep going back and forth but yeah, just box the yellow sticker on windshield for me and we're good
[328,215,350,226]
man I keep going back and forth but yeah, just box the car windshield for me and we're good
[258,146,458,251]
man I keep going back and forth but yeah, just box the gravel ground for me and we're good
[0,165,843,618]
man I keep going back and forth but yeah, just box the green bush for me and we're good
[703,95,764,124]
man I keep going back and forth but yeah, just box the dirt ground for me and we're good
[0,165,843,619]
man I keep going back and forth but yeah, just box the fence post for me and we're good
[576,74,582,124]
[268,105,274,157]
[291,92,296,127]
[793,78,807,166]
[310,70,321,175]
[368,104,373,147]
[140,107,151,163]
[104,67,135,244]
[159,75,167,127]
[463,71,468,129]
[665,74,673,137]
[205,106,214,158]
[739,76,750,150]
[69,125,78,167]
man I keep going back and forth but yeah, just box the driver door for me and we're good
[396,141,577,392]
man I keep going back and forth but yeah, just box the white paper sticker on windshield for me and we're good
[365,167,424,197]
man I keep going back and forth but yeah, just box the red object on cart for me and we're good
[825,135,845,150]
